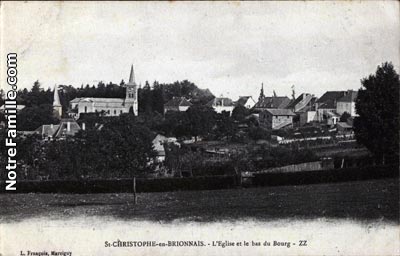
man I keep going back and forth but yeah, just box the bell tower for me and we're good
[125,64,138,115]
[53,84,62,118]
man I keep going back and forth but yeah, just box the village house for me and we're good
[285,93,316,113]
[253,84,291,112]
[164,97,192,113]
[259,108,296,130]
[253,96,292,112]
[336,90,358,116]
[35,118,83,141]
[235,96,256,109]
[206,97,235,114]
[68,65,138,119]
[314,91,347,122]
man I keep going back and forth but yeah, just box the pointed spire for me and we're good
[258,83,265,102]
[128,64,135,84]
[53,84,61,106]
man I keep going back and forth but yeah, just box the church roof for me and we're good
[70,97,125,103]
[254,96,291,109]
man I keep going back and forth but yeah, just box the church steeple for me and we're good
[53,85,62,118]
[258,83,265,102]
[128,64,135,85]
[124,64,138,116]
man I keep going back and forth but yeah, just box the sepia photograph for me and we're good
[0,1,399,255]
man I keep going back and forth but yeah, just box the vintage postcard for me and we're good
[0,1,399,255]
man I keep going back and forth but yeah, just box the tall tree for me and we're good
[186,105,216,141]
[354,62,399,164]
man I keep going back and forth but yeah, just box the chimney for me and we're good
[67,121,71,132]
[82,122,86,131]
[50,124,54,129]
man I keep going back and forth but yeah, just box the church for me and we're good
[68,65,138,119]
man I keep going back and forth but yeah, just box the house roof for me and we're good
[338,90,358,102]
[286,93,310,108]
[264,108,296,116]
[254,96,291,109]
[206,97,234,107]
[0,104,25,111]
[337,122,353,129]
[35,119,81,138]
[54,119,82,138]
[236,96,255,106]
[164,97,193,107]
[35,124,60,137]
[316,91,347,109]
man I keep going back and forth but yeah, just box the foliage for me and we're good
[354,62,399,164]
[231,105,250,122]
[248,126,271,141]
[12,115,157,180]
[340,112,351,122]
[186,105,217,141]
[17,104,59,131]
[252,146,319,170]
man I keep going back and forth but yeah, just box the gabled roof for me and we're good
[316,91,347,109]
[254,96,291,109]
[54,119,81,138]
[337,122,352,129]
[35,119,81,139]
[164,97,193,107]
[35,124,60,137]
[286,93,315,112]
[0,104,25,111]
[236,96,256,106]
[338,90,358,103]
[264,108,296,116]
[207,97,234,107]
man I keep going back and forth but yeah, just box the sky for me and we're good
[1,1,399,100]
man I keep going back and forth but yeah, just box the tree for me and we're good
[186,105,216,141]
[340,112,351,122]
[17,104,58,131]
[354,62,399,164]
[99,115,156,177]
[231,105,250,122]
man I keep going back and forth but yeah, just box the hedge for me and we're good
[253,164,398,186]
[0,175,239,194]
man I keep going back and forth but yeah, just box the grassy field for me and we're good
[0,178,398,223]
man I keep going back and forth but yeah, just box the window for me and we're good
[114,110,117,115]
[120,110,123,114]
[107,110,110,114]
[84,106,87,113]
